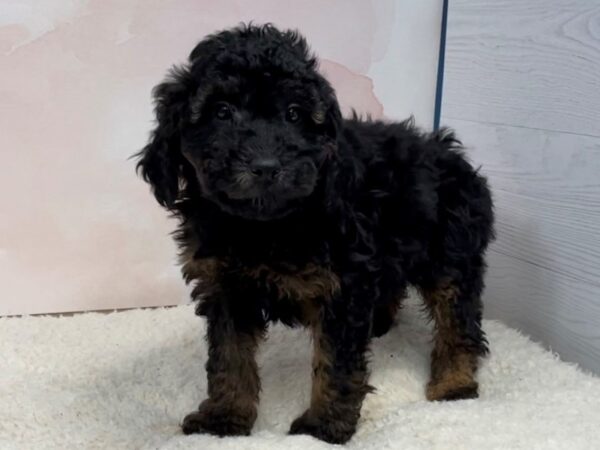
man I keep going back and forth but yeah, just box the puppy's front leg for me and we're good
[290,287,374,444]
[182,290,265,437]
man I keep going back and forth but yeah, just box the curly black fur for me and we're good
[135,24,494,444]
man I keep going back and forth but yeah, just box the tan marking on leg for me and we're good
[307,320,372,413]
[207,329,262,420]
[310,321,335,414]
[422,279,479,401]
[182,327,262,436]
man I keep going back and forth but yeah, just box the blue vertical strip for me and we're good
[434,0,448,130]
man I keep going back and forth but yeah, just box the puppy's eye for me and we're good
[215,103,232,120]
[286,105,301,123]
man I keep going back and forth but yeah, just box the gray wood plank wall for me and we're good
[442,0,600,374]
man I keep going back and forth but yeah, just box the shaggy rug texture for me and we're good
[1,298,599,450]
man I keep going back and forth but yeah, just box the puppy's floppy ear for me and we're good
[135,66,194,208]
[311,76,343,142]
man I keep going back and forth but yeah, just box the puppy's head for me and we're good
[136,24,341,220]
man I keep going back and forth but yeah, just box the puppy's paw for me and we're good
[181,400,255,437]
[426,378,479,401]
[289,409,356,444]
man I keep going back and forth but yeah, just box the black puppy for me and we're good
[136,24,494,444]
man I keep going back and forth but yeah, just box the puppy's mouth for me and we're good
[194,162,318,220]
[215,191,301,221]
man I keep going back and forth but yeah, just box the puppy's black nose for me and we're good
[250,158,281,179]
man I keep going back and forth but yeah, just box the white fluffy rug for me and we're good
[2,298,599,450]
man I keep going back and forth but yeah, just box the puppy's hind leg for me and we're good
[420,267,488,401]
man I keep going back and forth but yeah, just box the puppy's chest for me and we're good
[242,262,340,302]
[180,217,340,304]
[184,255,339,300]
[188,257,340,300]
